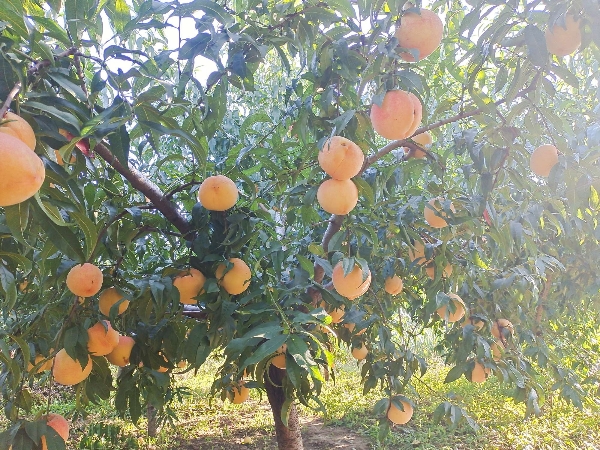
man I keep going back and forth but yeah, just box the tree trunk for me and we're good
[264,365,304,450]
[147,403,158,437]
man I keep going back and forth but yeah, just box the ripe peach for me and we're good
[318,136,365,180]
[491,340,505,361]
[351,344,368,360]
[41,413,69,450]
[545,14,581,57]
[424,197,454,228]
[408,241,432,266]
[405,131,432,159]
[328,306,345,324]
[387,399,414,425]
[87,321,119,356]
[470,361,490,383]
[228,383,250,404]
[52,349,93,385]
[491,319,514,340]
[425,262,453,280]
[66,263,103,297]
[0,112,36,150]
[384,275,403,295]
[106,335,135,367]
[271,353,287,369]
[173,268,206,304]
[317,178,359,215]
[370,90,422,140]
[198,175,238,211]
[530,144,558,177]
[332,262,371,300]
[99,287,130,316]
[395,8,444,61]
[216,258,251,295]
[54,149,76,166]
[0,133,45,207]
[436,293,466,323]
[344,322,366,335]
[27,353,54,373]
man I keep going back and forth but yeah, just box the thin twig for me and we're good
[164,180,200,201]
[0,82,22,118]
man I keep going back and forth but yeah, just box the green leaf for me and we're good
[327,230,345,252]
[11,336,30,370]
[241,334,288,367]
[204,80,228,140]
[107,125,130,167]
[139,121,203,157]
[240,112,271,142]
[0,0,28,38]
[181,0,234,26]
[106,0,131,33]
[353,178,374,206]
[0,265,17,310]
[377,419,390,441]
[0,51,19,103]
[40,427,66,450]
[69,212,98,260]
[33,199,85,262]
[0,252,32,274]
[444,365,464,383]
[524,25,548,67]
[65,0,95,43]
[24,421,45,444]
[30,16,71,44]
[23,101,80,127]
[280,398,293,427]
[329,109,355,134]
[4,203,30,246]
[550,64,579,89]
[325,0,356,19]
[296,254,314,278]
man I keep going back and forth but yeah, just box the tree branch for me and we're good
[364,74,541,170]
[0,83,22,118]
[27,47,80,77]
[311,74,542,293]
[313,215,345,285]
[535,272,555,335]
[93,142,193,237]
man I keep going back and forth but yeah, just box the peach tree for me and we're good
[0,0,600,449]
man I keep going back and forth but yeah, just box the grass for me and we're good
[11,349,600,450]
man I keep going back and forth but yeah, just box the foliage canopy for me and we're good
[0,0,600,448]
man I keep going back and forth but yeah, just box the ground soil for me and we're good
[174,411,371,450]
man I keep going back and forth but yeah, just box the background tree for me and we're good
[0,0,599,449]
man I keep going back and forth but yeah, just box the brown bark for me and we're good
[147,403,159,437]
[0,83,22,118]
[264,364,304,450]
[93,142,192,237]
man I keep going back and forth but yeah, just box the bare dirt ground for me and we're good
[174,411,371,450]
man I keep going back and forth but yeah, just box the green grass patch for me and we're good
[7,352,600,449]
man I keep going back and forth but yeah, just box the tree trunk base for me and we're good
[264,364,304,450]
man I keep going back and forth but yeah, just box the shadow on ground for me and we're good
[174,412,371,450]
